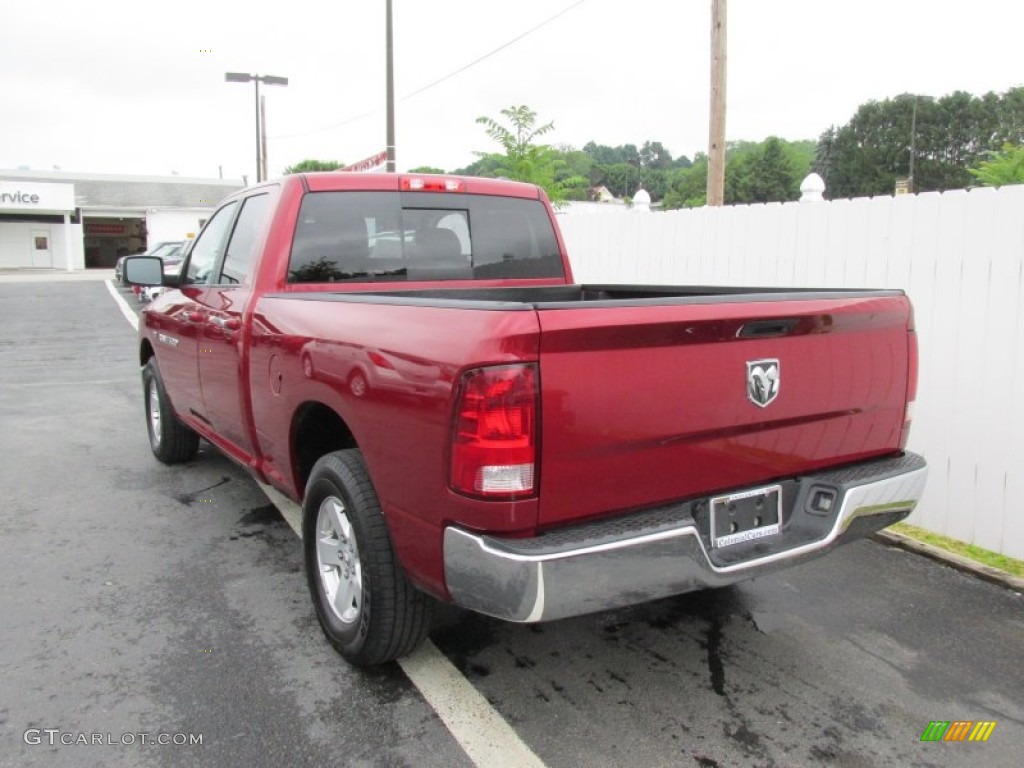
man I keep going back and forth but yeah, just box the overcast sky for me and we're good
[2,0,1022,182]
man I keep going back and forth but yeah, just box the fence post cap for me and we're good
[800,172,826,202]
[633,187,652,212]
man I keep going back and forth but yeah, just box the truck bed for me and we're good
[258,283,913,529]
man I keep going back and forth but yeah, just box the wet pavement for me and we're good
[1,279,1021,767]
[430,540,1024,767]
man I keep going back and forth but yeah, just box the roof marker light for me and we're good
[400,177,464,192]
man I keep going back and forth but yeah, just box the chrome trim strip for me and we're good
[524,564,545,623]
[446,525,692,564]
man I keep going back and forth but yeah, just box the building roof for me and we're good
[0,169,245,211]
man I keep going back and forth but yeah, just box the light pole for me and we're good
[225,72,289,182]
[386,0,396,172]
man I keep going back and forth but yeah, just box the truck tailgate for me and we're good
[536,294,912,527]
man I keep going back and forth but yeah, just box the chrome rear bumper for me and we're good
[444,453,927,622]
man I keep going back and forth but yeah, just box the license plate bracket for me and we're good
[710,485,782,548]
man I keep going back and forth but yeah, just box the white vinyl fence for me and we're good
[558,185,1024,559]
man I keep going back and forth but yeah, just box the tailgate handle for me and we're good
[738,318,799,338]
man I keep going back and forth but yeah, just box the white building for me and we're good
[0,170,244,270]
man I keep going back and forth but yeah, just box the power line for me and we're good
[401,0,587,101]
[270,0,588,141]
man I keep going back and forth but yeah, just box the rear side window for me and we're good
[287,191,563,283]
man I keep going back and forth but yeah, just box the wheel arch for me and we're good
[140,338,155,367]
[291,401,358,498]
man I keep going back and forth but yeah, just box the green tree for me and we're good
[663,155,708,209]
[638,168,669,200]
[476,105,555,174]
[639,141,673,170]
[583,140,684,168]
[602,162,641,198]
[408,166,446,174]
[814,127,838,192]
[554,146,599,184]
[475,105,586,203]
[662,137,812,208]
[451,154,507,178]
[969,143,1024,186]
[549,147,595,200]
[995,87,1024,143]
[814,87,1024,198]
[582,141,623,166]
[785,139,816,176]
[619,144,641,167]
[726,137,803,203]
[283,159,342,173]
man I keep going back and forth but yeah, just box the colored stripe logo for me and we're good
[921,721,997,742]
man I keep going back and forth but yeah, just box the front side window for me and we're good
[287,191,563,283]
[220,194,271,284]
[184,201,238,285]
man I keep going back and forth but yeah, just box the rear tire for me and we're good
[142,359,199,464]
[303,449,432,666]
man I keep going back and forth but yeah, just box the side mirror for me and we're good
[123,256,164,286]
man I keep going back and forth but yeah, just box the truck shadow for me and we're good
[430,584,751,693]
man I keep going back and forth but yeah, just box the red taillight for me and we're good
[450,364,538,499]
[367,351,394,369]
[401,176,464,192]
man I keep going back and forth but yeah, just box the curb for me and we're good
[872,530,1024,593]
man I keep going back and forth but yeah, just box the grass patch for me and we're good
[889,522,1024,578]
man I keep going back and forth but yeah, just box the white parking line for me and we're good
[107,287,547,768]
[256,481,547,768]
[398,642,547,768]
[256,481,303,534]
[104,279,139,331]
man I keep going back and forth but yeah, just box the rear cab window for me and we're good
[287,191,563,283]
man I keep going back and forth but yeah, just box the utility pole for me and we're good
[908,96,918,192]
[706,0,727,206]
[386,0,396,172]
[254,77,263,182]
[260,94,269,181]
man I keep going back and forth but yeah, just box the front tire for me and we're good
[142,359,199,464]
[303,449,431,666]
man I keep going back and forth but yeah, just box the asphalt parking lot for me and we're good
[1,275,1021,768]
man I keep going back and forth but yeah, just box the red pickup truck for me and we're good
[124,173,927,666]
